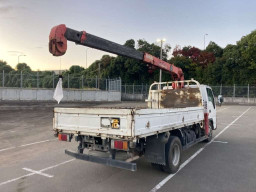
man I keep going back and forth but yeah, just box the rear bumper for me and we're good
[65,150,137,171]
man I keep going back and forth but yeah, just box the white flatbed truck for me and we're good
[49,25,216,173]
[54,80,216,173]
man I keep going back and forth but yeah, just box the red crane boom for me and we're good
[49,24,184,81]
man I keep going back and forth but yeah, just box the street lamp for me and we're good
[204,34,208,50]
[18,54,26,64]
[157,38,166,87]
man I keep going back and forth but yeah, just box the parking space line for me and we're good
[0,147,15,152]
[217,107,229,112]
[23,168,54,178]
[0,159,75,187]
[39,159,75,172]
[0,173,35,186]
[213,141,228,144]
[150,107,251,192]
[218,123,240,126]
[19,140,50,147]
[0,139,56,153]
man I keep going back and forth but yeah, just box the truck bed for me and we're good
[54,106,204,139]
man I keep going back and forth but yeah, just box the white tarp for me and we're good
[53,78,63,104]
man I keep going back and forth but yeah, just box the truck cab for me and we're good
[200,85,217,130]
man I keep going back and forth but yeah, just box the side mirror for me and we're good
[218,95,223,103]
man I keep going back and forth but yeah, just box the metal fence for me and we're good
[211,85,256,98]
[0,71,121,92]
[122,84,149,95]
[1,70,255,98]
[122,83,256,99]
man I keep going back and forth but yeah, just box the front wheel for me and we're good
[205,122,213,142]
[162,136,182,174]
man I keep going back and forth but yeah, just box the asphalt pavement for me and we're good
[0,103,255,192]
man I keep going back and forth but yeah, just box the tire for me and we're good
[205,122,213,142]
[78,143,84,154]
[162,136,182,174]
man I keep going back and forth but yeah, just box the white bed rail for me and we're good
[146,79,201,109]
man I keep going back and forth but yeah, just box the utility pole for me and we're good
[18,54,26,64]
[85,48,90,68]
[157,38,166,89]
[2,70,4,87]
[98,63,101,89]
[204,34,208,50]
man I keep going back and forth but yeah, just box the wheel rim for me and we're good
[172,143,180,166]
[209,124,213,137]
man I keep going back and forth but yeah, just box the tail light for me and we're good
[111,140,128,151]
[58,134,69,141]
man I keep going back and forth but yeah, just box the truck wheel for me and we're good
[162,136,182,174]
[205,122,213,142]
[78,143,84,154]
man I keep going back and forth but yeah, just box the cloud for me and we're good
[0,6,13,14]
[8,51,24,55]
[0,4,27,16]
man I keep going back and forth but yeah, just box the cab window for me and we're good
[206,88,215,109]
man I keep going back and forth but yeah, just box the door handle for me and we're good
[209,110,211,113]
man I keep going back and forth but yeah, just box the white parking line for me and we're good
[218,123,240,126]
[19,140,50,147]
[150,107,251,192]
[0,159,75,186]
[213,141,228,144]
[0,139,55,153]
[0,147,15,152]
[0,173,35,186]
[23,168,53,178]
[217,107,229,112]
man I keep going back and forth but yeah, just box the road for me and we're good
[0,102,255,192]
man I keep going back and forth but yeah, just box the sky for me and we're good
[0,0,256,71]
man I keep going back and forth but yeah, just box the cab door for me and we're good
[206,87,217,129]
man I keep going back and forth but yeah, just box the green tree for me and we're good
[0,60,14,73]
[69,65,84,74]
[16,63,32,72]
[206,41,223,57]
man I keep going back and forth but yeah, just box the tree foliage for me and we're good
[0,60,13,73]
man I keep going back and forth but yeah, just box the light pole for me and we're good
[204,33,208,50]
[98,62,101,89]
[18,54,26,64]
[157,38,166,88]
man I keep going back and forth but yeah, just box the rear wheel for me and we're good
[162,136,182,173]
[78,142,84,154]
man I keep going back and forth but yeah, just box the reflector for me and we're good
[123,141,128,150]
[58,134,67,141]
[114,140,123,150]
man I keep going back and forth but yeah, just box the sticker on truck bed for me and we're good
[101,117,120,129]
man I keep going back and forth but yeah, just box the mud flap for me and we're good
[144,133,169,165]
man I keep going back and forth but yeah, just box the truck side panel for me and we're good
[133,107,204,137]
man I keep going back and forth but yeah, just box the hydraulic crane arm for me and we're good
[49,24,184,81]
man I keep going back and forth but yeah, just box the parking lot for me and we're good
[0,102,255,192]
